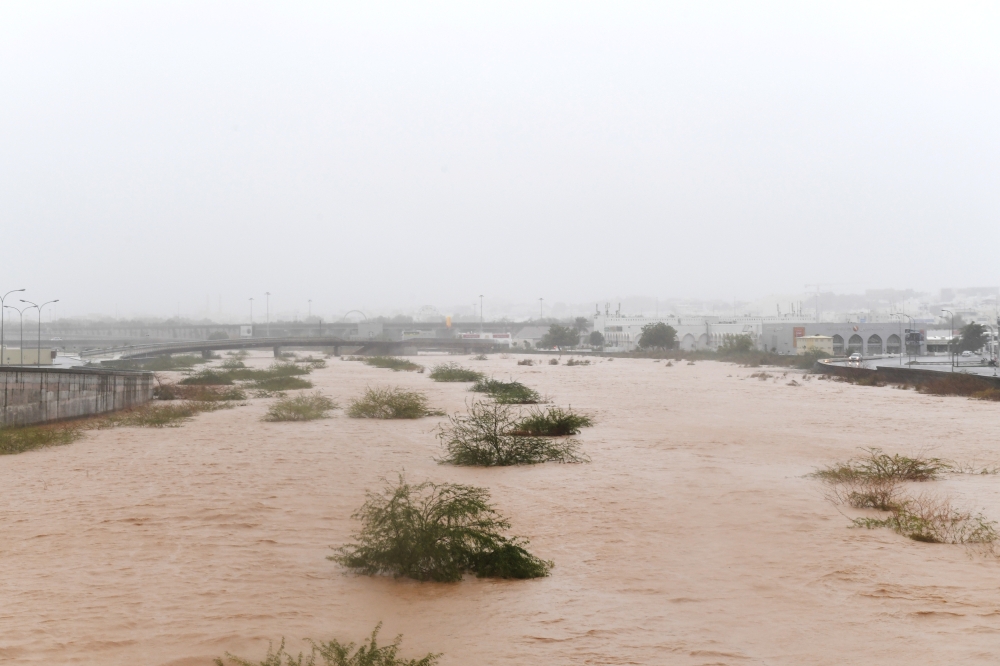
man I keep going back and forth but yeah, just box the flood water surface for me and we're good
[3,355,1000,665]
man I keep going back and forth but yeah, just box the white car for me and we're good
[961,350,973,357]
[848,353,862,362]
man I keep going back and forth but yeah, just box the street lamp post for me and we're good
[0,288,26,366]
[4,305,26,365]
[479,295,484,333]
[941,309,955,373]
[539,298,543,321]
[265,292,271,337]
[249,298,254,327]
[21,299,59,367]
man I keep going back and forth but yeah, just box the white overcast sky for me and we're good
[2,1,998,319]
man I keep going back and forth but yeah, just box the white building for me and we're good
[592,311,814,352]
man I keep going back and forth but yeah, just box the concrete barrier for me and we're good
[0,367,154,427]
[815,360,1000,388]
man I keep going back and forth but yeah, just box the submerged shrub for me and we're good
[0,424,82,455]
[853,495,999,546]
[564,358,590,366]
[215,623,439,666]
[470,378,541,404]
[362,356,424,372]
[513,406,594,437]
[331,476,552,582]
[180,370,235,385]
[548,358,559,365]
[265,392,338,421]
[428,363,484,382]
[438,401,587,466]
[815,447,949,483]
[248,376,313,391]
[517,359,534,366]
[347,387,439,419]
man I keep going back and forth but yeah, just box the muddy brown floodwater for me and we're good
[3,354,1000,665]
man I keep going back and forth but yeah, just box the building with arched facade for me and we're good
[762,323,923,356]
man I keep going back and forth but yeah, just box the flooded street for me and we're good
[3,354,1000,665]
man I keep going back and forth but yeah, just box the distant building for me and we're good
[1,348,55,365]
[761,322,924,356]
[795,335,833,355]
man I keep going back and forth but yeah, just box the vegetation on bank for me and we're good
[0,423,82,455]
[428,363,484,382]
[215,623,439,666]
[825,366,1000,401]
[470,378,541,404]
[264,393,338,421]
[179,363,313,390]
[331,476,552,581]
[438,401,587,466]
[347,387,441,419]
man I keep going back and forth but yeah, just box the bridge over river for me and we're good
[79,336,503,360]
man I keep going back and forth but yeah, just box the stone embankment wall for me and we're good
[0,367,154,427]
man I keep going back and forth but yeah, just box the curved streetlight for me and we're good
[0,288,26,366]
[21,299,59,367]
[941,309,955,373]
[4,305,27,365]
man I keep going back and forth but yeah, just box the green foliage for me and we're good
[516,359,534,366]
[438,401,587,466]
[588,331,605,347]
[250,376,313,391]
[347,387,439,419]
[0,424,82,455]
[265,392,338,421]
[470,354,489,361]
[362,357,424,372]
[215,624,439,666]
[428,363,484,382]
[470,378,541,404]
[180,363,312,387]
[814,447,949,483]
[564,357,589,366]
[539,324,578,349]
[958,322,988,353]
[331,476,552,581]
[637,322,677,350]
[513,406,594,437]
[719,334,754,353]
[180,370,236,385]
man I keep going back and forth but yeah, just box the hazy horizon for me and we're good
[3,2,998,319]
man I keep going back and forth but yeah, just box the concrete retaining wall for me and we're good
[0,367,154,427]
[816,361,1000,387]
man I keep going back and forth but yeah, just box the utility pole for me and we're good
[308,299,312,320]
[22,299,58,366]
[479,295,484,332]
[0,288,26,366]
[942,309,955,373]
[265,292,271,337]
[249,298,254,326]
[4,305,26,365]
[539,298,543,321]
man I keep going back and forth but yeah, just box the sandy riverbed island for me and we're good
[3,353,1000,665]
